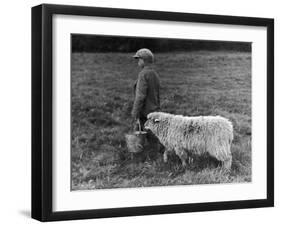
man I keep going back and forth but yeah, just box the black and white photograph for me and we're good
[0,0,278,224]
[30,3,274,222]
[71,35,252,190]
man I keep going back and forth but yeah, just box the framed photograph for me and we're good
[32,4,274,222]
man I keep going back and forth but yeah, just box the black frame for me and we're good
[32,4,274,222]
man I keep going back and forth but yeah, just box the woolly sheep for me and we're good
[144,112,234,170]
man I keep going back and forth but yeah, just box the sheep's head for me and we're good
[144,112,170,136]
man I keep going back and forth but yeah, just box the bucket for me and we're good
[125,120,147,153]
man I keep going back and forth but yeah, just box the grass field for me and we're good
[71,51,252,190]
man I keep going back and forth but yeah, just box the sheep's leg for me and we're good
[180,153,187,167]
[163,150,169,163]
[175,148,187,167]
[222,156,232,171]
[209,152,232,171]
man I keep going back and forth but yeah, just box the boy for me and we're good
[132,48,160,131]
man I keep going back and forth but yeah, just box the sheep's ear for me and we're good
[154,119,160,123]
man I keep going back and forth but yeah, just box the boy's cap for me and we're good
[133,48,154,63]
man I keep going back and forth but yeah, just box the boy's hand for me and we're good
[131,117,139,124]
[131,118,140,131]
[131,117,137,124]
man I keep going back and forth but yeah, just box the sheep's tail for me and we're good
[207,117,233,164]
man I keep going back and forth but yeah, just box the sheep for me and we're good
[144,112,234,170]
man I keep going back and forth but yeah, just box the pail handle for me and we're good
[137,119,142,132]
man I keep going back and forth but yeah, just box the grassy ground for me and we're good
[71,51,251,190]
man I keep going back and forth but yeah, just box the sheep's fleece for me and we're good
[144,112,233,169]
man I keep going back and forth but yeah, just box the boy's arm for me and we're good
[131,73,148,119]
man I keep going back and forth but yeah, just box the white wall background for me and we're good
[0,0,279,225]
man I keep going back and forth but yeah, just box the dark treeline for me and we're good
[72,34,251,52]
